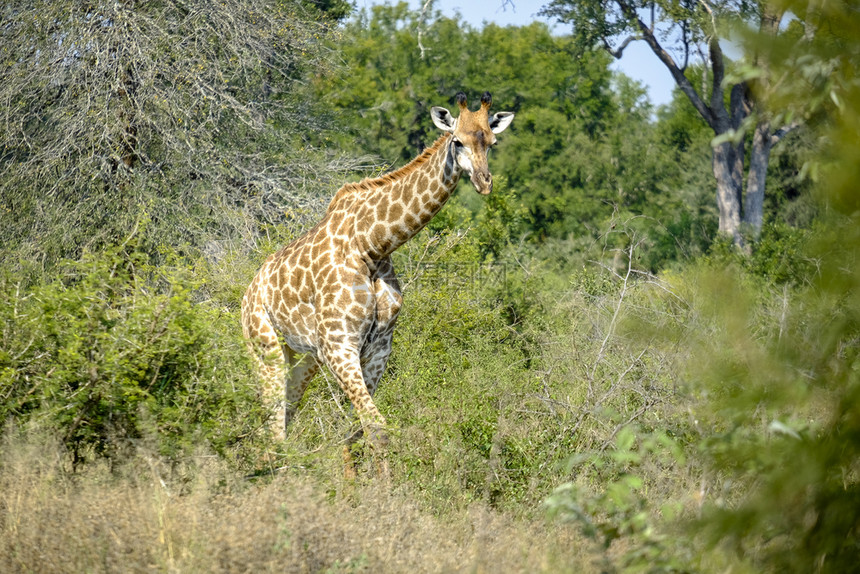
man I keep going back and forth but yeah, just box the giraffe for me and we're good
[241,91,514,461]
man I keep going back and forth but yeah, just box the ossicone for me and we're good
[480,91,492,110]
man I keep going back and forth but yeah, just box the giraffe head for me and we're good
[430,92,514,195]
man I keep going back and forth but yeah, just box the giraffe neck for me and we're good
[351,134,460,259]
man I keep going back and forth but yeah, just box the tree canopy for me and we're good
[0,0,354,264]
[313,2,736,268]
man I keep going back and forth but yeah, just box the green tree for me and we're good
[317,4,617,158]
[0,247,266,463]
[546,1,860,570]
[321,2,770,270]
[541,0,806,246]
[317,3,710,266]
[686,0,860,568]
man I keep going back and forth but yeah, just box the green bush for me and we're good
[342,227,681,513]
[546,426,690,574]
[0,247,265,465]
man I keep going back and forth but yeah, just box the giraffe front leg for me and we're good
[325,347,390,480]
[361,328,395,401]
[345,270,400,478]
[356,334,397,481]
[322,344,389,450]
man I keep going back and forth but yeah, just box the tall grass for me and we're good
[0,430,594,573]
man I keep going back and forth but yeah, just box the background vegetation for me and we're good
[1,0,857,572]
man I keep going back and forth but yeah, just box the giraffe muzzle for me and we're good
[473,171,493,195]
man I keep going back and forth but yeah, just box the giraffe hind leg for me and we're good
[244,303,314,442]
[284,348,319,429]
[248,333,289,441]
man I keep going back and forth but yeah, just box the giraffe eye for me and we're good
[452,138,463,148]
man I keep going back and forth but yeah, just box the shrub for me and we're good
[0,247,265,465]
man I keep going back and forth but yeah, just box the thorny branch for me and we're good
[528,222,685,455]
[0,0,363,259]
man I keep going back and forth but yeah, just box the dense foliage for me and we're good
[1,0,857,572]
[314,3,725,269]
[0,247,266,464]
[543,0,814,247]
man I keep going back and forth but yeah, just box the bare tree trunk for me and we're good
[745,120,772,238]
[713,141,743,242]
[118,65,140,172]
[730,83,747,203]
[624,4,749,246]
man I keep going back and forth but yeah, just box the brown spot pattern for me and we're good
[240,94,512,462]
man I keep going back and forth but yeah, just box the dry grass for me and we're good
[0,432,596,573]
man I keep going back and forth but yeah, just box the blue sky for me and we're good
[356,0,677,107]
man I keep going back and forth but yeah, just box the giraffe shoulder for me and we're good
[327,181,366,213]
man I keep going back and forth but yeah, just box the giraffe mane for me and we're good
[326,133,451,213]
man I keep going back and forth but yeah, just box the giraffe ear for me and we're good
[489,112,514,134]
[431,106,457,132]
